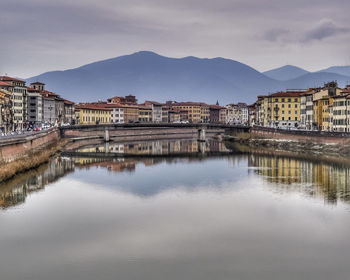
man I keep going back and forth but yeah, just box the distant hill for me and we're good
[27,51,283,104]
[318,66,350,79]
[263,65,309,81]
[285,72,350,89]
[27,51,350,104]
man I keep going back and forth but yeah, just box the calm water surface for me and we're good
[1,139,350,280]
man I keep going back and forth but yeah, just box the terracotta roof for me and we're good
[144,100,161,105]
[75,103,112,111]
[269,91,305,98]
[0,76,25,82]
[0,81,11,86]
[40,90,58,97]
[171,102,209,106]
[27,87,39,92]
[209,105,226,110]
[63,99,74,105]
[30,82,45,85]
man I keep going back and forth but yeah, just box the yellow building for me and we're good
[75,103,111,125]
[312,82,342,131]
[264,91,303,128]
[171,102,209,123]
[138,105,152,122]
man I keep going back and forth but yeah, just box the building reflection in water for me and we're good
[248,154,350,205]
[76,138,229,155]
[0,139,230,209]
[2,139,350,209]
[0,158,75,209]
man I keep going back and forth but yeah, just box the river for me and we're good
[1,138,350,280]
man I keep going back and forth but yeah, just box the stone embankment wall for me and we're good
[0,128,60,162]
[251,126,350,145]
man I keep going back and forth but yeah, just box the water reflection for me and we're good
[0,159,75,209]
[1,141,350,280]
[72,138,230,156]
[1,140,350,209]
[248,154,350,204]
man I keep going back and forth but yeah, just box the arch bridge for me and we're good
[59,123,250,142]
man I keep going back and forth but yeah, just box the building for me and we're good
[170,102,209,123]
[75,103,111,125]
[27,82,74,126]
[161,105,169,123]
[63,100,75,124]
[144,101,162,123]
[168,108,180,123]
[0,89,13,133]
[332,95,348,132]
[0,76,27,129]
[109,105,124,124]
[268,91,304,128]
[27,86,43,125]
[311,82,342,131]
[41,91,58,124]
[248,103,257,126]
[226,103,249,125]
[123,105,139,123]
[209,105,227,123]
[300,90,314,130]
[107,95,137,105]
[138,105,152,122]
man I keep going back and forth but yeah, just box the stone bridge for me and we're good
[59,123,250,142]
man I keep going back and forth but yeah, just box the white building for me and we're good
[226,103,249,125]
[110,106,124,123]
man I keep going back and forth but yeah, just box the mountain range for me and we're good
[26,51,350,104]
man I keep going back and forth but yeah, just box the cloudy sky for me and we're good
[1,0,350,78]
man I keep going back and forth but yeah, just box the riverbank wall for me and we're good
[0,128,60,163]
[250,126,350,145]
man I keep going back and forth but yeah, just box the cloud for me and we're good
[303,19,350,42]
[263,19,350,45]
[263,28,291,42]
[1,0,350,76]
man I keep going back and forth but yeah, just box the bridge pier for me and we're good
[105,142,110,153]
[198,141,206,154]
[197,127,206,142]
[104,129,110,142]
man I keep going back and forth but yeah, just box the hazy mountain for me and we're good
[27,51,283,104]
[285,72,350,89]
[263,65,309,81]
[318,66,350,78]
[26,52,350,104]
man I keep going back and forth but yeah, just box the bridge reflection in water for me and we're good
[66,138,230,157]
[1,139,350,209]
